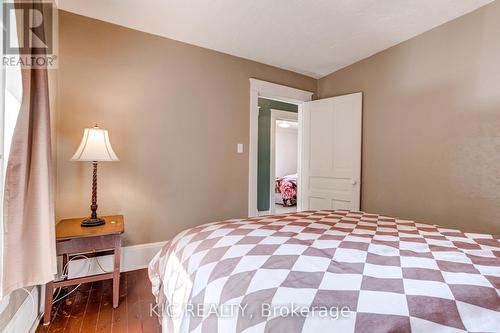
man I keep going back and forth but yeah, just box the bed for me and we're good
[149,210,500,333]
[275,174,297,207]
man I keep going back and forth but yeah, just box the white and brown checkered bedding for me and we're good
[148,210,500,333]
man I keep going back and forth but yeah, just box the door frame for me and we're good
[248,78,313,217]
[269,110,298,214]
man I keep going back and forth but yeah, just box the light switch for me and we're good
[237,143,244,153]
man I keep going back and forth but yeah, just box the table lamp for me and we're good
[71,125,119,227]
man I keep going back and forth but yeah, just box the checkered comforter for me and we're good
[148,210,500,333]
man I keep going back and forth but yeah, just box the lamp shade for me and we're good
[71,126,119,161]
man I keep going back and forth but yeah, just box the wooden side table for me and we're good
[43,215,125,325]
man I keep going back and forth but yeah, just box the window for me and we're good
[3,65,21,162]
[1,3,22,297]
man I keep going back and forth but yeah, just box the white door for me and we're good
[300,92,362,211]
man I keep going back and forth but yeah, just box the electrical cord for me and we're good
[94,256,109,273]
[59,254,93,280]
[51,253,110,304]
[52,284,82,304]
[37,252,113,324]
[20,287,35,315]
[52,254,92,304]
[94,257,107,273]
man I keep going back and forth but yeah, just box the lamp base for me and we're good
[81,217,106,227]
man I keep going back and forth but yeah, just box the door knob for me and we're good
[351,179,357,185]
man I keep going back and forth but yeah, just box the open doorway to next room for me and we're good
[257,97,299,215]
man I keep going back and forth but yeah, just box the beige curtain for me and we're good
[2,0,57,296]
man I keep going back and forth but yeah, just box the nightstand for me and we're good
[43,215,125,325]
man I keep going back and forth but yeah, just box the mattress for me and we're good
[149,210,500,333]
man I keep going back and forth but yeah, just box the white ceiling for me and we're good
[58,0,493,78]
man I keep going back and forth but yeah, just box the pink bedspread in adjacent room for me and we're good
[149,210,500,333]
[275,174,297,206]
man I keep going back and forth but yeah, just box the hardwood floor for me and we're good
[36,269,161,333]
[274,204,297,214]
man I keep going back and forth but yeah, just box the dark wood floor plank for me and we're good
[37,269,159,333]
[65,283,92,333]
[96,279,114,332]
[79,280,105,332]
[137,270,161,333]
[46,287,78,333]
[126,270,143,333]
[111,272,128,333]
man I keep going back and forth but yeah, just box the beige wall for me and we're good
[58,1,500,245]
[318,1,500,234]
[56,11,316,245]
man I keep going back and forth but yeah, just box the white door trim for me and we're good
[248,78,313,217]
[269,110,298,214]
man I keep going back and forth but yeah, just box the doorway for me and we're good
[248,79,362,217]
[255,98,300,216]
[248,78,314,217]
